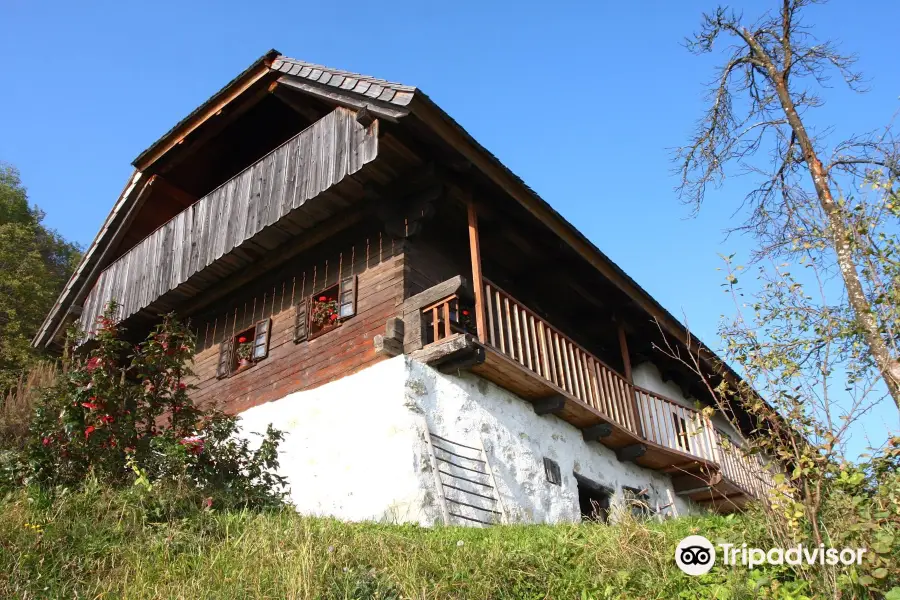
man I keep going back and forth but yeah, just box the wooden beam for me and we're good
[157,81,277,176]
[618,320,643,437]
[582,422,613,442]
[270,83,322,121]
[356,105,375,128]
[436,345,485,373]
[533,394,566,416]
[374,317,405,357]
[135,52,278,171]
[467,199,487,344]
[618,322,632,382]
[374,335,403,357]
[276,76,408,122]
[148,175,197,208]
[616,443,647,463]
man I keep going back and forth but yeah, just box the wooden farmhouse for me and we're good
[35,51,774,524]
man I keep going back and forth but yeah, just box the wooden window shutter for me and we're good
[253,318,271,360]
[338,275,358,319]
[294,299,308,343]
[216,340,233,379]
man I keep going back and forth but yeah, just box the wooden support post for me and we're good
[617,322,632,382]
[467,199,487,344]
[618,321,644,438]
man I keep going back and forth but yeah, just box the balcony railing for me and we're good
[633,386,718,464]
[422,278,774,502]
[483,279,641,435]
[718,440,777,499]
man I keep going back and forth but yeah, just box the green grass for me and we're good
[0,487,767,600]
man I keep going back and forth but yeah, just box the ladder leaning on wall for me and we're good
[423,429,507,526]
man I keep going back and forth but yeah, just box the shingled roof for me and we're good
[271,56,416,107]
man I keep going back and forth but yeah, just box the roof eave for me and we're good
[131,49,281,171]
[403,92,758,409]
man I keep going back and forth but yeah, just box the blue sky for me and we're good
[2,0,898,452]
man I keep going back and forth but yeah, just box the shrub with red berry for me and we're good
[25,302,286,509]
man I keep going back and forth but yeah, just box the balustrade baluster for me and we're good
[485,284,496,347]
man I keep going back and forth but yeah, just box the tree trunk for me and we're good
[769,71,900,411]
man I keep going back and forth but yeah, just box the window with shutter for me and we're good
[294,299,308,343]
[216,340,233,379]
[307,277,356,340]
[253,318,271,360]
[543,457,561,486]
[338,275,357,319]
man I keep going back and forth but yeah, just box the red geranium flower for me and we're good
[330,313,338,321]
[179,436,205,455]
[85,357,102,372]
[238,336,247,344]
[318,295,327,302]
[177,382,187,390]
[81,402,101,410]
[100,414,114,424]
[42,437,51,446]
[84,426,96,438]
[462,310,470,316]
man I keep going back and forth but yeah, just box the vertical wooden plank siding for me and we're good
[79,108,378,331]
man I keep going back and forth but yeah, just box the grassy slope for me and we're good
[0,487,766,600]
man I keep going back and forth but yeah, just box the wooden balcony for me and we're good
[80,107,379,332]
[419,278,775,512]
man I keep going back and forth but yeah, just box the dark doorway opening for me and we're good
[575,474,612,523]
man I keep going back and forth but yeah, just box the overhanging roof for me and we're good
[34,51,742,399]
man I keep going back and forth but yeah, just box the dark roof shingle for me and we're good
[271,56,416,107]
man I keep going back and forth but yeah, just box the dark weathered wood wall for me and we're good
[190,225,402,351]
[188,248,405,415]
[81,107,378,331]
[404,229,470,298]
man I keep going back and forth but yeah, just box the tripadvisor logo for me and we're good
[676,535,716,575]
[675,536,868,576]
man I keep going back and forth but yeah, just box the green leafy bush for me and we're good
[16,304,285,511]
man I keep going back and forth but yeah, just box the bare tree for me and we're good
[676,0,900,411]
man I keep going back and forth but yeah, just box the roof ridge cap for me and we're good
[273,55,417,92]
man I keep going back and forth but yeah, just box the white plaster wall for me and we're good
[407,359,696,523]
[236,356,697,526]
[236,357,438,524]
[633,362,743,442]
